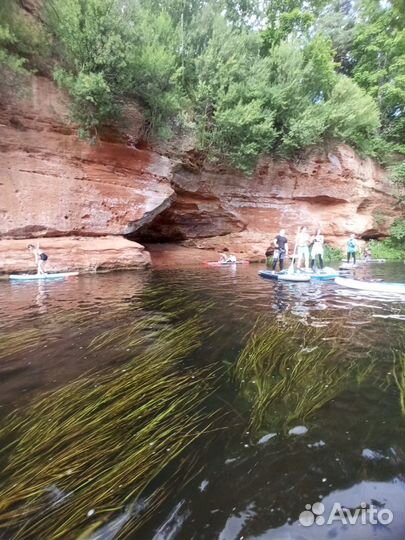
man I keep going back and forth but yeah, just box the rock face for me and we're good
[137,145,400,262]
[0,76,173,240]
[0,237,150,274]
[0,75,401,271]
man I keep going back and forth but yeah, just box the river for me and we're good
[0,262,405,540]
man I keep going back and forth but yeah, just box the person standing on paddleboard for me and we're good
[347,234,358,264]
[272,229,288,271]
[28,243,48,275]
[311,229,324,271]
[296,226,310,269]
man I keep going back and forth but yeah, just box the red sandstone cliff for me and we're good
[0,74,401,272]
[138,145,400,265]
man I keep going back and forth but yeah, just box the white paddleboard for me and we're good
[335,276,405,295]
[9,272,79,281]
[278,274,311,282]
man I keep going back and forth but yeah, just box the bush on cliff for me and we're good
[0,0,48,76]
[47,0,184,135]
[6,0,400,172]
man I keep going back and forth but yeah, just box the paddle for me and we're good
[288,231,299,274]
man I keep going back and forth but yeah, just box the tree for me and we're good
[261,0,328,50]
[47,0,183,136]
[351,0,405,152]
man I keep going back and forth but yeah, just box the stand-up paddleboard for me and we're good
[310,271,339,281]
[205,260,250,267]
[339,263,357,270]
[258,270,310,282]
[258,270,286,280]
[335,276,405,295]
[278,273,311,282]
[9,272,79,281]
[298,267,339,281]
[340,258,386,264]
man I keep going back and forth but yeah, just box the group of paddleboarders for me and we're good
[266,229,361,271]
[27,243,48,275]
[266,227,325,272]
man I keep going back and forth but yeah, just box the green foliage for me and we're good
[351,0,405,151]
[2,0,399,170]
[124,9,185,134]
[0,24,26,72]
[315,0,356,74]
[262,0,327,49]
[369,238,404,260]
[368,219,405,260]
[390,219,405,246]
[192,23,379,169]
[389,162,405,186]
[324,243,343,262]
[193,20,278,170]
[55,69,118,134]
[323,76,380,150]
[47,0,128,133]
[47,0,184,135]
[0,0,48,75]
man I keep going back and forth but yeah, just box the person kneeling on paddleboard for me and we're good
[219,248,236,263]
[272,229,288,271]
[28,243,48,275]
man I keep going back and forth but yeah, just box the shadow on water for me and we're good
[1,263,405,538]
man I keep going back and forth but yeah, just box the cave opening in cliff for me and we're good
[360,229,386,241]
[127,208,187,244]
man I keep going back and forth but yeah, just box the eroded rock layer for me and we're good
[139,146,400,263]
[0,77,173,240]
[0,236,150,274]
[0,74,401,271]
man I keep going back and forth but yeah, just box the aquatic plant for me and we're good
[0,302,131,362]
[0,327,43,359]
[393,351,405,416]
[0,317,218,540]
[235,318,370,434]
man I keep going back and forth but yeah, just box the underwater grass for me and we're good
[0,286,211,364]
[393,351,405,416]
[0,316,218,540]
[234,318,372,434]
[0,304,129,362]
[0,327,44,359]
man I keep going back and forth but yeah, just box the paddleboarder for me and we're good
[219,248,236,263]
[296,226,310,269]
[272,229,288,271]
[346,234,358,264]
[28,243,48,275]
[311,229,324,271]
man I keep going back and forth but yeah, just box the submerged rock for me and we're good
[288,426,308,436]
[257,433,277,445]
[361,448,387,461]
[198,480,209,493]
[307,440,326,449]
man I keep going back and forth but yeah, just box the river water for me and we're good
[1,263,405,540]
